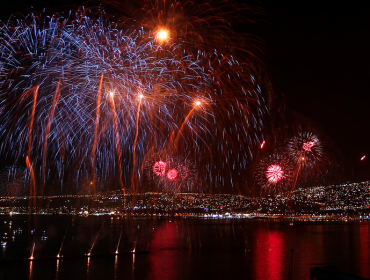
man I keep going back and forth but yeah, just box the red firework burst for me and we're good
[166,168,178,181]
[153,161,166,176]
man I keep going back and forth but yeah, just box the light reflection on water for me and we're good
[55,258,61,280]
[0,216,369,280]
[28,259,33,280]
[360,224,370,277]
[254,229,285,280]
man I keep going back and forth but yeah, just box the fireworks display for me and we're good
[0,1,268,194]
[144,152,198,192]
[286,132,323,170]
[254,131,329,194]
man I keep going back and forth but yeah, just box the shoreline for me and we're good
[1,212,369,222]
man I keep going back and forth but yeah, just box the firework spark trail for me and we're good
[116,228,123,254]
[167,103,198,151]
[42,80,61,191]
[57,223,69,258]
[292,162,302,192]
[109,92,125,198]
[26,85,38,210]
[87,220,105,256]
[26,156,36,212]
[131,95,143,195]
[91,73,104,196]
[27,86,39,160]
[30,241,36,260]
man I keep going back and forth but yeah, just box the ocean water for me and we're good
[0,215,369,280]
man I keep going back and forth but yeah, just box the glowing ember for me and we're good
[361,155,366,161]
[266,164,284,184]
[302,141,316,152]
[153,161,166,176]
[260,140,265,149]
[167,169,178,181]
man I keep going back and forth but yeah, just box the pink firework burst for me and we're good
[287,132,323,168]
[266,164,284,184]
[167,169,178,181]
[255,153,292,193]
[153,161,166,176]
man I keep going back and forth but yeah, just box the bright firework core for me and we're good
[266,164,284,184]
[167,169,178,181]
[156,29,169,42]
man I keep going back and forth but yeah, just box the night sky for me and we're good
[259,0,370,183]
[1,0,369,185]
